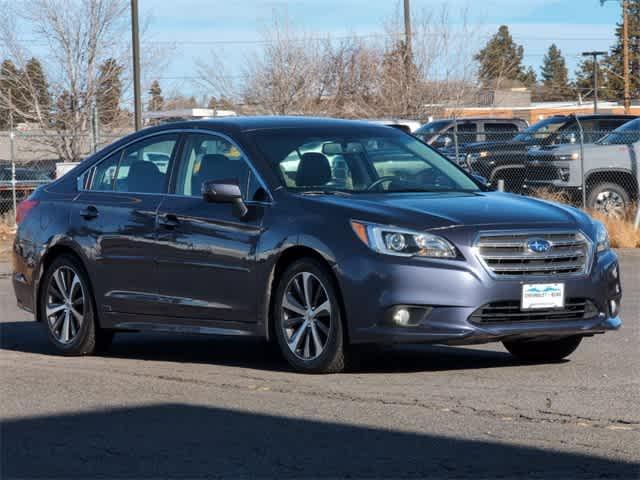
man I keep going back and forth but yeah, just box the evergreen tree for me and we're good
[475,25,526,86]
[574,58,609,102]
[96,58,123,126]
[23,57,51,120]
[540,44,572,101]
[147,80,164,111]
[521,66,538,89]
[605,0,640,101]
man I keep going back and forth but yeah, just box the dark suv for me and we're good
[465,114,637,193]
[12,117,622,373]
[414,117,528,164]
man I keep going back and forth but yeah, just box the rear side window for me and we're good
[456,123,478,143]
[598,119,630,132]
[484,122,519,141]
[89,134,177,193]
[90,151,120,191]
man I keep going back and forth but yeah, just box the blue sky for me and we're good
[139,0,623,98]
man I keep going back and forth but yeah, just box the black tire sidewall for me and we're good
[273,259,344,373]
[503,336,582,362]
[39,254,97,355]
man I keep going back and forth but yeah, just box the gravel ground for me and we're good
[0,252,638,479]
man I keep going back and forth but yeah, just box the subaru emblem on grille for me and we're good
[527,238,552,253]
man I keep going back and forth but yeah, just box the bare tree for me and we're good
[0,0,128,161]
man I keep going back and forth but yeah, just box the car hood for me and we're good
[464,140,530,153]
[300,191,589,231]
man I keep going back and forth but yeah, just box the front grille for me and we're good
[469,298,598,324]
[526,165,560,182]
[476,231,590,277]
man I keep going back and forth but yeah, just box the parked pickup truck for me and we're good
[0,166,52,213]
[465,114,636,193]
[524,117,640,217]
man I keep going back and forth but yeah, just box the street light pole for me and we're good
[582,51,607,113]
[131,0,142,131]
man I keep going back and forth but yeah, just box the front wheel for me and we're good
[503,336,582,362]
[587,182,630,218]
[39,254,111,355]
[273,259,345,373]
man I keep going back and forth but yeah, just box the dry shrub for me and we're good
[531,188,639,248]
[589,207,640,249]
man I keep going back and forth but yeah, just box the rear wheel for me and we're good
[39,254,112,355]
[503,336,582,362]
[273,259,345,373]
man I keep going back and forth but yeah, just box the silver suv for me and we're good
[525,117,640,217]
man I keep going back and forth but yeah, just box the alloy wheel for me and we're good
[46,266,85,344]
[594,190,626,219]
[281,272,332,361]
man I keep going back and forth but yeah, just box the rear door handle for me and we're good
[158,214,179,229]
[79,205,99,220]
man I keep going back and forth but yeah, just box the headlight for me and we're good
[555,152,580,161]
[466,151,488,163]
[594,220,611,253]
[351,221,457,258]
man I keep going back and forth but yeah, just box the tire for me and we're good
[587,182,631,218]
[503,336,583,362]
[38,254,112,355]
[272,258,345,373]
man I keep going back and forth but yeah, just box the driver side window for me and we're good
[174,134,251,198]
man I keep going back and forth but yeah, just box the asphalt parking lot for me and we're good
[1,252,639,479]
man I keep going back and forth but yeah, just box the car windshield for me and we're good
[597,118,640,145]
[513,117,567,142]
[413,120,452,142]
[251,127,480,193]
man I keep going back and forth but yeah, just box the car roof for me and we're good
[152,116,392,133]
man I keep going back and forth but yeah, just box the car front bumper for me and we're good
[338,248,622,345]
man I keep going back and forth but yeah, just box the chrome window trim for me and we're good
[78,128,273,204]
[472,229,594,280]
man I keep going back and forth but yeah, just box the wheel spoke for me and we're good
[69,273,81,300]
[287,320,308,351]
[70,306,84,327]
[310,322,323,356]
[46,303,66,317]
[314,300,331,317]
[61,310,71,342]
[302,272,314,308]
[315,319,329,336]
[283,316,304,329]
[51,313,64,332]
[283,293,306,316]
[53,270,68,301]
[303,327,311,358]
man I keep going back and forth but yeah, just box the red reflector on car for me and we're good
[16,199,39,225]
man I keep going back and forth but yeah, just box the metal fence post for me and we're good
[575,117,587,209]
[635,206,640,230]
[497,179,505,192]
[10,129,17,226]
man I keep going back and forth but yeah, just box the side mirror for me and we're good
[202,180,248,218]
[567,132,577,144]
[441,136,453,148]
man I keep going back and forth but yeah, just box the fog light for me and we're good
[609,299,619,317]
[393,308,411,326]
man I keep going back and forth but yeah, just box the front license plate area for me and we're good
[521,283,565,310]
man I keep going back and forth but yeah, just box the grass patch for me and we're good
[531,188,639,249]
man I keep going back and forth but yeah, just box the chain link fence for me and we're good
[0,130,128,223]
[1,126,639,230]
[434,129,640,227]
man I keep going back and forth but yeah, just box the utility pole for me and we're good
[131,0,142,131]
[582,51,607,113]
[601,0,631,113]
[403,0,412,54]
[622,0,631,113]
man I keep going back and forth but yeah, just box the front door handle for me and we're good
[79,205,99,220]
[158,214,180,229]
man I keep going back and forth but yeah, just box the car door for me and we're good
[72,133,180,319]
[154,132,266,324]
